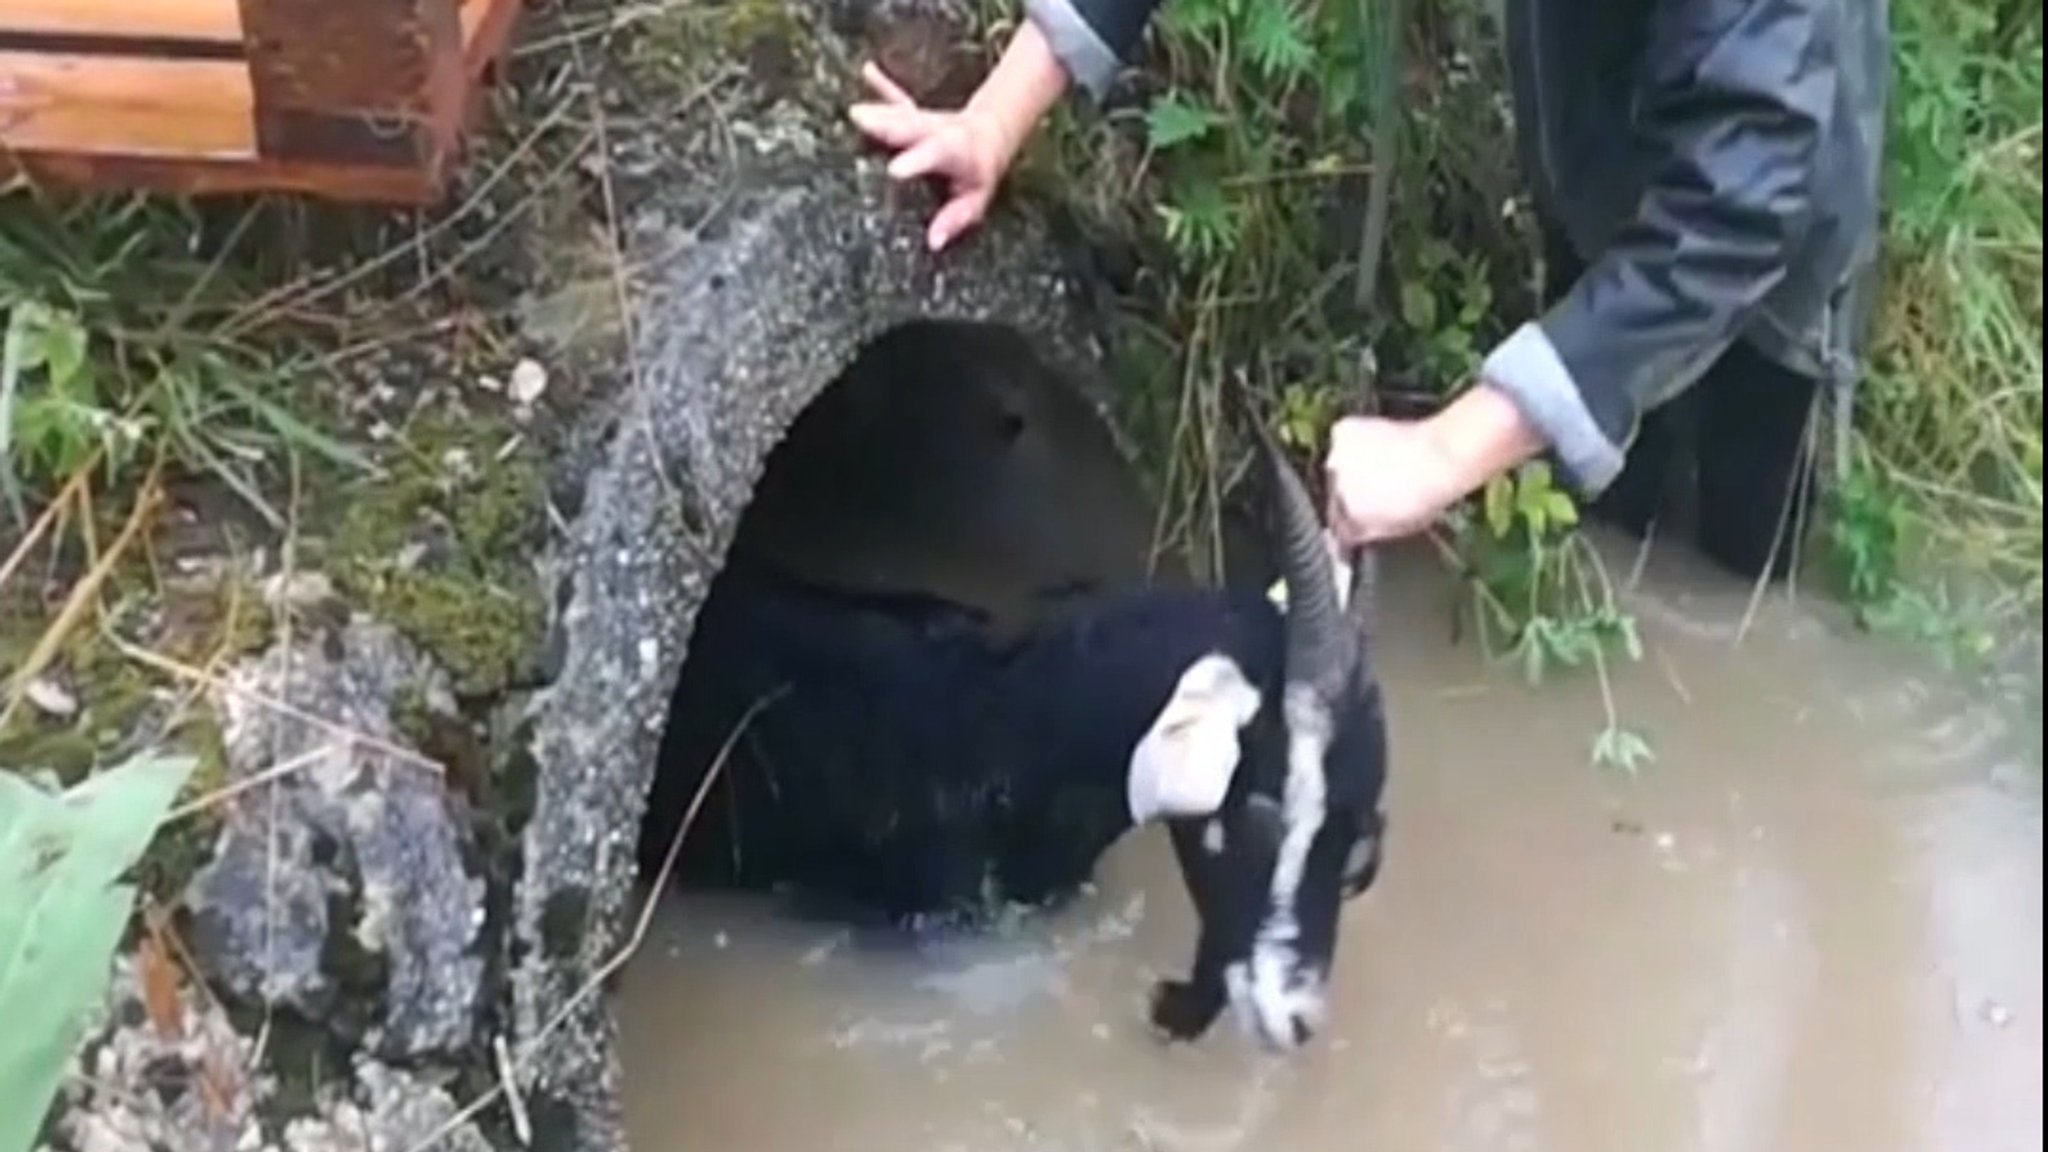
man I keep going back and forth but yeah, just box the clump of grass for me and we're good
[0,189,376,528]
[1827,0,2043,650]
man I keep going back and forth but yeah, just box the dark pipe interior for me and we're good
[635,318,1273,926]
[725,320,1166,641]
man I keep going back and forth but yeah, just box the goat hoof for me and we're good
[1148,979,1221,1042]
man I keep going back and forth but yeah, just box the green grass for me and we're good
[1826,0,2043,657]
[0,189,375,531]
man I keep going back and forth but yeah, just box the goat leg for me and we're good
[1148,939,1228,1041]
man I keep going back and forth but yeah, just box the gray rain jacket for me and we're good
[1024,0,1891,496]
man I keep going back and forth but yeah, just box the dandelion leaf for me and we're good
[0,753,195,1152]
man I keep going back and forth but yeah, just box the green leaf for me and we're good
[1145,94,1224,151]
[37,310,88,391]
[1483,475,1514,540]
[0,752,197,1152]
[1243,0,1316,80]
[4,302,55,372]
[1544,491,1579,529]
[1591,726,1656,775]
[1399,282,1437,331]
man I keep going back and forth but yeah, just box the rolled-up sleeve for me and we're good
[1481,0,1837,495]
[1023,0,1163,100]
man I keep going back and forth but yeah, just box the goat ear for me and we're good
[1127,655,1262,824]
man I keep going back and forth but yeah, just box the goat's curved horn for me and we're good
[1345,544,1378,639]
[1342,543,1380,696]
[1224,375,1353,700]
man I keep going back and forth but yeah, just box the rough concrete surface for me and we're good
[185,618,486,1062]
[507,116,1110,1152]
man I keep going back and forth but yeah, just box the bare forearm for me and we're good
[965,20,1072,169]
[1423,383,1548,502]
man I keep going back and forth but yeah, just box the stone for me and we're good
[183,618,486,1060]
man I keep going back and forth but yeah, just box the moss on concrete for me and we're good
[626,0,819,94]
[326,413,546,699]
[0,563,277,903]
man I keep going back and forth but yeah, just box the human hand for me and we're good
[1321,415,1468,547]
[848,61,1017,252]
[1323,384,1549,547]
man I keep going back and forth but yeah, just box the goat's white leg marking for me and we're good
[1203,818,1226,854]
[1233,680,1334,1047]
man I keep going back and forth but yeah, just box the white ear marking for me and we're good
[1126,654,1261,825]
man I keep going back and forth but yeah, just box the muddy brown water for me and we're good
[615,536,2042,1152]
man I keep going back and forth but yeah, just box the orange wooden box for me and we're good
[0,0,521,205]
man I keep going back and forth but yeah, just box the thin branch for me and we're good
[100,632,446,775]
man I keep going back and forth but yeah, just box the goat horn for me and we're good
[1345,543,1377,640]
[1223,374,1354,701]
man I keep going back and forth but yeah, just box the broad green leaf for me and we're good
[0,752,196,1152]
[1545,491,1579,529]
[37,311,88,392]
[1399,282,1437,331]
[1145,95,1224,151]
[1592,726,1656,775]
[1483,475,1514,540]
[1244,0,1315,80]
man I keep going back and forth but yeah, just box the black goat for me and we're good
[639,386,1387,1051]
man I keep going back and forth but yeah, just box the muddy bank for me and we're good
[617,537,2042,1152]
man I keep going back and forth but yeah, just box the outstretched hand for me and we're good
[1322,415,1469,546]
[1322,384,1551,547]
[848,62,1016,252]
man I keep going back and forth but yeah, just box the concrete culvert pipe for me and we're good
[500,11,1162,1148]
[510,190,1129,1151]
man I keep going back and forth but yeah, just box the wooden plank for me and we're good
[237,0,460,122]
[0,0,523,205]
[460,0,520,77]
[0,51,255,159]
[0,0,242,42]
[3,148,442,201]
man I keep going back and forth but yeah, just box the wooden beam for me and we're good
[236,0,461,160]
[0,51,255,159]
[0,0,522,204]
[1,148,443,201]
[0,0,243,43]
[460,0,520,77]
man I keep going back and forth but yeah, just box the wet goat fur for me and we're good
[638,560,1291,928]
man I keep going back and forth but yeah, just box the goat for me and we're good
[639,381,1387,1051]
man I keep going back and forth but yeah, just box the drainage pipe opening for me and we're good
[633,317,1172,927]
